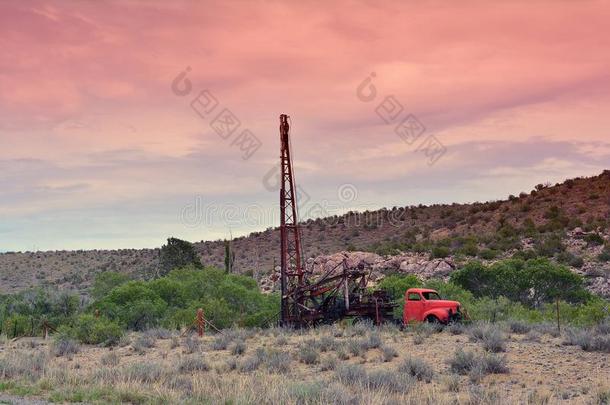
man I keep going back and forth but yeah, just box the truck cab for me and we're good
[403,288,462,325]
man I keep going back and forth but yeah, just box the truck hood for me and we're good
[425,300,460,309]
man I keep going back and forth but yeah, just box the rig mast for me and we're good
[279,114,304,325]
[277,114,395,328]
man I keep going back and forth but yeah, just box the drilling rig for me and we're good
[278,114,396,327]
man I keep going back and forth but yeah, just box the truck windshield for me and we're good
[422,292,442,300]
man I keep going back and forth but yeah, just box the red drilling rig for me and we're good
[278,114,396,327]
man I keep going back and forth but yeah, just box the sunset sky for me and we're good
[1,0,609,252]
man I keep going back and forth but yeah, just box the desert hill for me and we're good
[1,171,609,296]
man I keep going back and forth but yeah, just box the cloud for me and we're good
[1,0,609,250]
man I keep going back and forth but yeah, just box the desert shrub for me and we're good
[170,336,180,349]
[239,355,262,373]
[469,323,506,352]
[145,327,172,340]
[132,334,155,354]
[100,352,120,367]
[579,334,610,353]
[563,327,588,346]
[335,364,367,386]
[478,352,509,374]
[124,361,166,383]
[298,344,320,365]
[347,338,365,357]
[448,348,476,374]
[585,233,605,246]
[448,349,508,376]
[598,247,610,262]
[165,375,193,394]
[534,322,560,337]
[77,315,123,346]
[596,321,610,334]
[381,345,398,362]
[524,330,541,343]
[184,335,200,354]
[413,333,425,345]
[336,347,350,361]
[230,339,246,356]
[0,350,47,381]
[458,242,479,257]
[367,369,414,393]
[508,320,531,334]
[178,356,209,373]
[478,249,499,260]
[448,322,466,335]
[431,246,451,259]
[398,356,434,382]
[318,335,337,352]
[365,332,382,349]
[319,355,337,371]
[224,358,238,371]
[211,334,232,350]
[556,251,585,268]
[52,336,80,357]
[264,349,292,374]
[349,319,373,336]
[534,233,566,257]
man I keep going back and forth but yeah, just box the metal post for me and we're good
[197,308,205,337]
[556,298,561,334]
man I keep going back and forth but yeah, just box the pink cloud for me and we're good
[1,0,609,249]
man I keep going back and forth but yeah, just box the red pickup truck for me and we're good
[403,288,462,324]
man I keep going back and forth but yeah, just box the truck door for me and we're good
[405,292,424,322]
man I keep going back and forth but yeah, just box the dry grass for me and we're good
[0,323,608,404]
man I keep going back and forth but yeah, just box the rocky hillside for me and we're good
[1,171,609,296]
[259,227,610,298]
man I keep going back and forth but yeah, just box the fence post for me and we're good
[556,298,561,334]
[196,308,205,337]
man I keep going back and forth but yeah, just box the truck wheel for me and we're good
[425,315,439,324]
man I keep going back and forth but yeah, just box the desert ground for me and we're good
[0,322,609,404]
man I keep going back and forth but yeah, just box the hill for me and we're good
[1,171,609,296]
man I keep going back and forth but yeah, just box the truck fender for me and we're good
[423,309,449,323]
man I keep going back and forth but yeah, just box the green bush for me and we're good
[92,266,279,331]
[478,249,499,260]
[378,274,422,319]
[430,246,450,259]
[91,272,130,300]
[378,274,422,302]
[0,289,81,338]
[585,233,605,246]
[73,314,123,345]
[451,258,591,307]
[534,233,566,257]
[457,242,479,257]
[556,251,584,268]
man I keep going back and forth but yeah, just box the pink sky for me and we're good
[1,0,609,251]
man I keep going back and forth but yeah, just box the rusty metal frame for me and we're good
[278,114,396,327]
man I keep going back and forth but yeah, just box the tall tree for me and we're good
[158,237,202,277]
